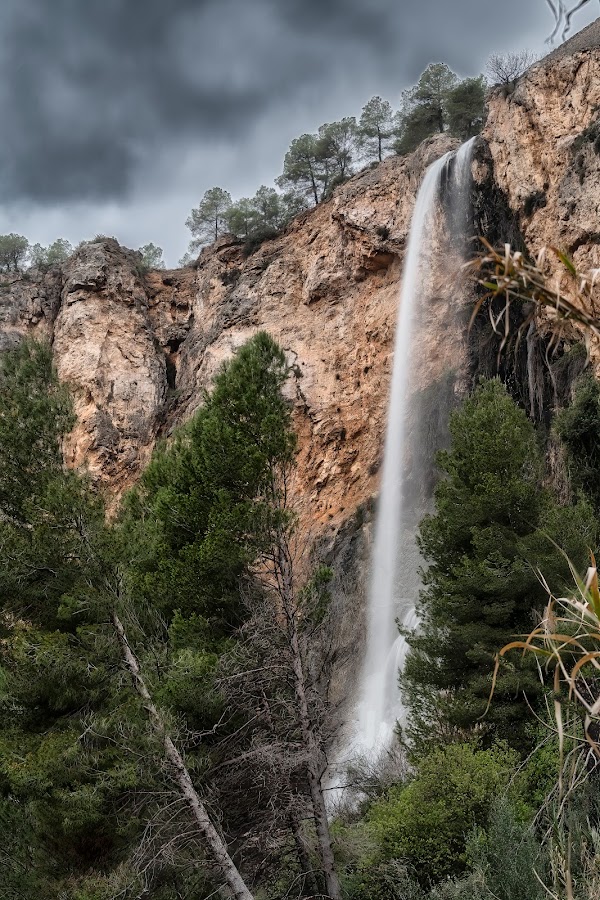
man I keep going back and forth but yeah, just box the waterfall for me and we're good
[337,139,476,772]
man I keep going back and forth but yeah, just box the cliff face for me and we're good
[1,24,600,547]
[0,136,459,538]
[482,20,600,301]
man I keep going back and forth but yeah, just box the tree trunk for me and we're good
[275,541,342,900]
[113,612,254,900]
[377,129,383,162]
[308,161,319,205]
[289,811,321,898]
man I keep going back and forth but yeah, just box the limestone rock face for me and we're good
[0,134,458,543]
[173,134,458,544]
[483,20,600,303]
[52,241,170,499]
[0,269,61,350]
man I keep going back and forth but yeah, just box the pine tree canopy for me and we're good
[402,378,596,752]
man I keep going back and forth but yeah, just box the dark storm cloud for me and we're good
[0,0,595,207]
[0,0,401,203]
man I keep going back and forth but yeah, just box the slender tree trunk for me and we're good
[275,540,342,900]
[113,612,254,900]
[289,811,321,898]
[309,167,319,206]
[377,129,383,162]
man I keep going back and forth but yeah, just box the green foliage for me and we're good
[224,196,257,238]
[555,374,600,515]
[137,241,165,271]
[184,186,233,253]
[403,378,596,752]
[394,64,487,154]
[122,331,295,638]
[0,233,29,272]
[225,185,307,245]
[366,743,521,885]
[180,71,488,258]
[395,103,443,155]
[277,132,329,204]
[318,116,357,183]
[430,799,545,899]
[0,340,74,526]
[395,63,458,155]
[446,76,487,140]
[252,184,286,231]
[299,564,334,629]
[0,341,155,897]
[29,238,73,271]
[277,120,358,204]
[344,860,426,900]
[358,96,395,162]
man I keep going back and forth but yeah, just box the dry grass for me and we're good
[489,557,600,762]
[465,240,600,357]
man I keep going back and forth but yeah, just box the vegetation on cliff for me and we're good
[179,60,489,260]
[0,336,345,899]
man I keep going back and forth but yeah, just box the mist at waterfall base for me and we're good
[332,139,475,783]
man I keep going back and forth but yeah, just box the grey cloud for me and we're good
[0,0,406,203]
[0,0,598,261]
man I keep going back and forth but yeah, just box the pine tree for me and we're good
[358,96,395,162]
[29,238,73,271]
[137,241,165,271]
[402,378,596,752]
[124,333,342,896]
[124,331,296,635]
[184,186,233,253]
[0,233,29,272]
[395,63,458,155]
[555,374,600,516]
[318,117,358,186]
[0,341,143,896]
[0,340,255,899]
[446,76,487,140]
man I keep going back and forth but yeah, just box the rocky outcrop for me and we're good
[1,21,600,541]
[52,241,171,494]
[482,18,600,309]
[0,269,61,350]
[0,136,457,536]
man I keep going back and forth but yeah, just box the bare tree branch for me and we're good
[546,0,599,41]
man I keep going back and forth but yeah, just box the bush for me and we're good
[450,799,544,900]
[344,860,425,900]
[366,742,522,885]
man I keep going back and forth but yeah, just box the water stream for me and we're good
[334,139,476,777]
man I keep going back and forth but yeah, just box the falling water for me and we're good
[340,139,476,767]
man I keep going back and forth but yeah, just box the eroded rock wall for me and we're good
[0,136,458,539]
[483,20,600,310]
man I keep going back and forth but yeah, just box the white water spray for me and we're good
[338,139,476,768]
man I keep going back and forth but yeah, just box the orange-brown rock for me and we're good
[481,18,600,335]
[0,135,457,538]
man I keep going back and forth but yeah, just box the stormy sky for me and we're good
[0,0,597,266]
